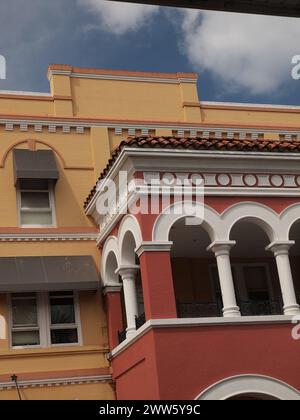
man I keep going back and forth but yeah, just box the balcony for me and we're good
[177,301,222,318]
[118,313,146,344]
[177,299,284,318]
[239,299,283,316]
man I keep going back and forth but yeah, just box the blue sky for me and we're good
[0,0,300,105]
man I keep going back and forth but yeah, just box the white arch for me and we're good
[222,202,280,242]
[280,203,300,241]
[152,202,221,242]
[118,214,143,265]
[197,375,300,400]
[101,236,120,286]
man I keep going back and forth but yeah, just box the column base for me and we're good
[222,306,241,317]
[283,304,300,316]
[126,327,137,339]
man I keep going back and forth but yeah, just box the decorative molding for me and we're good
[0,232,98,242]
[0,116,299,141]
[0,374,112,391]
[142,170,300,190]
[87,148,300,244]
[5,123,13,131]
[135,241,173,257]
[76,126,85,134]
[103,283,123,295]
[20,123,28,132]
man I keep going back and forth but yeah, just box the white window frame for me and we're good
[9,291,82,349]
[9,293,43,350]
[17,182,57,228]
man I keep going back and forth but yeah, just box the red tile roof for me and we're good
[84,136,300,208]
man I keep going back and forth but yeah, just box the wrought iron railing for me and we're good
[118,329,127,344]
[177,301,222,318]
[118,313,146,344]
[135,312,146,329]
[239,300,283,316]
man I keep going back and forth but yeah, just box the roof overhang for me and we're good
[107,0,300,18]
[86,146,300,245]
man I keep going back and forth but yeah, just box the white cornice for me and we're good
[0,232,98,242]
[0,117,299,138]
[0,374,112,390]
[86,147,300,240]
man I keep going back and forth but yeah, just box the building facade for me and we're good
[0,65,300,399]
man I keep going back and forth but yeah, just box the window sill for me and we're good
[0,345,109,359]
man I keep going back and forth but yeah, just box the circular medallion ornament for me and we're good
[216,174,231,187]
[190,173,204,186]
[296,175,300,187]
[243,174,258,187]
[269,174,284,187]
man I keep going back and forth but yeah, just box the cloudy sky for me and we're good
[0,0,300,104]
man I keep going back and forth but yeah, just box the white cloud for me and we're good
[180,10,300,95]
[78,0,159,35]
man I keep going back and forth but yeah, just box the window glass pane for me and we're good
[51,328,78,344]
[12,295,38,327]
[21,191,50,209]
[21,211,52,226]
[12,330,40,346]
[50,295,75,325]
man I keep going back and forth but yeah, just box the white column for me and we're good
[116,265,140,338]
[207,241,241,317]
[266,241,300,316]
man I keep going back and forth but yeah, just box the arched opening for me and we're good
[227,393,278,400]
[119,230,145,334]
[288,220,300,304]
[105,252,120,285]
[197,375,300,400]
[105,252,127,338]
[169,218,222,318]
[229,220,283,316]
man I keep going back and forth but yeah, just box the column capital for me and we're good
[207,240,236,257]
[116,265,140,279]
[135,241,173,258]
[266,241,295,256]
[102,283,122,296]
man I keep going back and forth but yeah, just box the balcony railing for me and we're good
[135,312,146,329]
[118,329,127,344]
[177,301,222,318]
[118,313,146,344]
[239,300,283,316]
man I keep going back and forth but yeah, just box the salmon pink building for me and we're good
[85,134,300,400]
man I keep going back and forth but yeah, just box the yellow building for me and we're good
[0,64,299,400]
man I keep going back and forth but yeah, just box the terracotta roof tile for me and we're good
[84,136,300,209]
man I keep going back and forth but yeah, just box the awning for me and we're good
[0,256,101,292]
[13,149,59,185]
